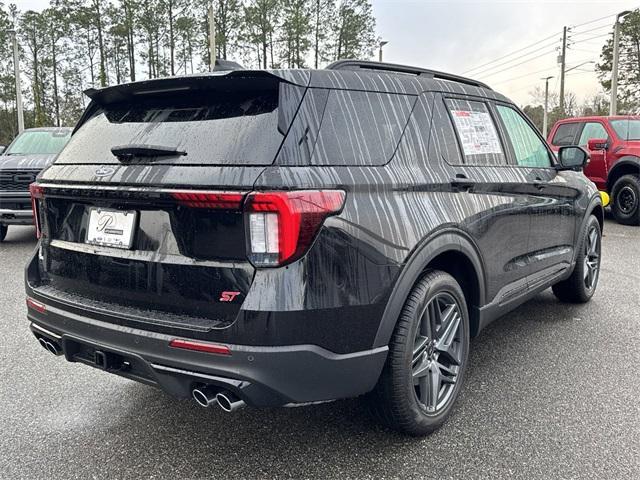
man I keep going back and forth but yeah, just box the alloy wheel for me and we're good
[583,225,601,291]
[412,292,463,414]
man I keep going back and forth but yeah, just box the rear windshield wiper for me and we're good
[111,144,187,162]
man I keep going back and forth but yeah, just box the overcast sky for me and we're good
[18,0,640,106]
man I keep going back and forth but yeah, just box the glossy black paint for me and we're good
[25,66,602,406]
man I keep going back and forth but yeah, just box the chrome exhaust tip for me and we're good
[192,386,219,408]
[216,391,246,413]
[38,337,61,356]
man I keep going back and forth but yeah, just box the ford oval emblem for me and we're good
[95,166,116,177]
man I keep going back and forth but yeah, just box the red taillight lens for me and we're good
[29,183,44,239]
[170,191,245,209]
[245,190,346,266]
[26,297,47,314]
[169,338,231,355]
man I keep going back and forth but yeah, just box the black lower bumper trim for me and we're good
[27,303,388,407]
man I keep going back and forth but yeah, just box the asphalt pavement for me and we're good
[1,219,639,479]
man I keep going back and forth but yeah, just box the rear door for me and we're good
[494,104,577,288]
[437,95,534,303]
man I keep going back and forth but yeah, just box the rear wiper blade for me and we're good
[111,144,187,162]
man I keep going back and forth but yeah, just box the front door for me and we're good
[579,121,610,189]
[494,104,577,289]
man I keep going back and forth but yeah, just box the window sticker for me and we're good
[451,110,503,156]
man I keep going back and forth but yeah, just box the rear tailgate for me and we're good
[28,72,307,336]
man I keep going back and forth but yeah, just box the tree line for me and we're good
[0,0,377,144]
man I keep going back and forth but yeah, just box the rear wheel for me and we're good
[370,270,469,436]
[611,174,640,226]
[552,215,601,303]
[0,225,7,242]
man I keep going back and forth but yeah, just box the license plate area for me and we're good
[86,207,137,249]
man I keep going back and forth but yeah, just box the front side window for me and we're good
[610,119,640,141]
[578,122,608,145]
[5,129,71,156]
[496,105,551,168]
[551,122,580,146]
[445,99,506,165]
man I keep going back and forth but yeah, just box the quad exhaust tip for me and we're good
[216,391,246,413]
[38,336,61,356]
[192,385,219,408]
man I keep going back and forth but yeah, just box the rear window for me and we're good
[56,86,290,165]
[551,123,580,146]
[6,130,71,155]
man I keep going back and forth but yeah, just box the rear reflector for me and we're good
[26,297,47,314]
[29,183,44,238]
[169,339,231,356]
[170,191,245,209]
[245,190,346,266]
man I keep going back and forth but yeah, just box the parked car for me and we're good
[25,61,603,436]
[0,127,72,241]
[548,115,640,225]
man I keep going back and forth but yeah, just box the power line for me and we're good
[476,48,558,79]
[462,31,561,75]
[470,41,559,77]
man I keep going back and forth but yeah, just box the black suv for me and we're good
[0,127,72,241]
[25,61,603,435]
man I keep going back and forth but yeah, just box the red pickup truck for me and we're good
[548,116,640,225]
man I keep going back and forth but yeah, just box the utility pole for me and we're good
[9,29,24,134]
[542,76,553,137]
[559,26,567,117]
[379,41,388,62]
[611,10,632,116]
[208,2,216,71]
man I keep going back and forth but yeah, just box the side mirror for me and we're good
[0,146,5,155]
[587,138,608,151]
[557,146,590,171]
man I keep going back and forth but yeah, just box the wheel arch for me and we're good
[373,229,487,348]
[607,156,640,193]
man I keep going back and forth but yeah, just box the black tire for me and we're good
[0,225,7,242]
[611,174,640,226]
[369,270,470,436]
[552,215,601,303]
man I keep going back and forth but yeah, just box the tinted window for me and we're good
[551,123,580,146]
[610,119,640,140]
[6,130,71,155]
[578,122,608,145]
[496,105,551,168]
[445,99,506,165]
[56,87,289,165]
[310,90,414,166]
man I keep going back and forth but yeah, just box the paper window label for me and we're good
[451,110,503,156]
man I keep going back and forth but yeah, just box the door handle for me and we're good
[533,177,546,190]
[450,178,476,192]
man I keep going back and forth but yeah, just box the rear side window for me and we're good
[551,123,580,146]
[445,99,506,166]
[56,83,296,165]
[578,122,608,146]
[310,90,414,166]
[496,105,551,168]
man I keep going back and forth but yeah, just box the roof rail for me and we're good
[326,60,492,91]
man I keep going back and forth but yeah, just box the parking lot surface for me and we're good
[1,219,639,479]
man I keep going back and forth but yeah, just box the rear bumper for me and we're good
[0,208,33,225]
[26,299,388,407]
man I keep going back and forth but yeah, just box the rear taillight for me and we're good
[245,190,346,267]
[29,183,44,239]
[170,191,245,209]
